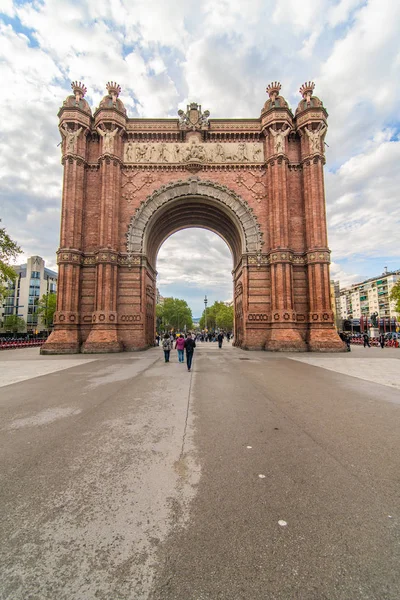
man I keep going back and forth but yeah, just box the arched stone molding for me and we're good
[126,177,264,265]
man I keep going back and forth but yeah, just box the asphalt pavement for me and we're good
[0,343,399,599]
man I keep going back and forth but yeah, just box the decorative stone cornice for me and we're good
[95,250,119,264]
[57,249,83,264]
[61,155,86,166]
[306,250,330,264]
[98,155,123,167]
[85,163,100,171]
[308,311,334,324]
[58,108,92,128]
[266,155,290,167]
[53,311,80,325]
[288,163,302,172]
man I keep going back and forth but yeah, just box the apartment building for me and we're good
[339,268,399,322]
[3,256,57,332]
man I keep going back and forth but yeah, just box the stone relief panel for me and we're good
[124,140,264,165]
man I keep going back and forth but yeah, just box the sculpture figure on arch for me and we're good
[97,125,119,154]
[252,143,262,161]
[237,143,249,161]
[60,123,83,154]
[305,123,327,154]
[269,125,291,154]
[125,141,134,161]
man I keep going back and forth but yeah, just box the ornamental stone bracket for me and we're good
[126,177,264,256]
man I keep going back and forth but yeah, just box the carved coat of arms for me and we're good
[178,103,210,131]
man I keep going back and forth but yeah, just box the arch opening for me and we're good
[156,228,234,328]
[146,196,242,269]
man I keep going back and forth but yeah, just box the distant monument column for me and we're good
[296,82,344,350]
[81,83,127,353]
[42,82,90,354]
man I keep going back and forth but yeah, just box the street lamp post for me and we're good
[204,295,208,331]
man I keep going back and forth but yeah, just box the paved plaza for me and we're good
[0,343,399,599]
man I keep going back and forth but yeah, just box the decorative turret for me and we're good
[98,81,126,114]
[71,81,87,103]
[106,81,121,103]
[261,81,289,113]
[295,81,323,115]
[60,80,91,115]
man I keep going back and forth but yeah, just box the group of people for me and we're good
[361,332,386,348]
[161,333,196,371]
[154,330,230,371]
[339,331,388,349]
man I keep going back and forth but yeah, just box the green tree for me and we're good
[162,297,193,331]
[37,293,57,329]
[3,314,26,333]
[215,303,234,331]
[0,221,22,302]
[199,301,233,331]
[390,280,400,314]
[156,303,164,332]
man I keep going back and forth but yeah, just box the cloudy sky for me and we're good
[1,0,399,316]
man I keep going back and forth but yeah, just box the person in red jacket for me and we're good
[184,333,196,372]
[175,334,185,363]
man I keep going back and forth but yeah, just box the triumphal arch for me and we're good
[41,80,344,354]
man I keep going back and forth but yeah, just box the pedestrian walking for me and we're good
[344,333,351,351]
[155,333,160,346]
[363,332,370,348]
[162,333,171,362]
[379,333,385,349]
[217,331,224,349]
[175,334,185,363]
[184,332,196,372]
[339,331,351,351]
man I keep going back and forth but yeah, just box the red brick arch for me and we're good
[41,81,344,354]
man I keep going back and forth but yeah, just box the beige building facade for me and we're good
[3,256,57,333]
[339,269,399,323]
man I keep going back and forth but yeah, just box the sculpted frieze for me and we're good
[123,140,264,165]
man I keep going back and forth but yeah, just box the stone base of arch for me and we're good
[40,328,81,355]
[81,326,123,353]
[306,326,346,352]
[263,327,308,352]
